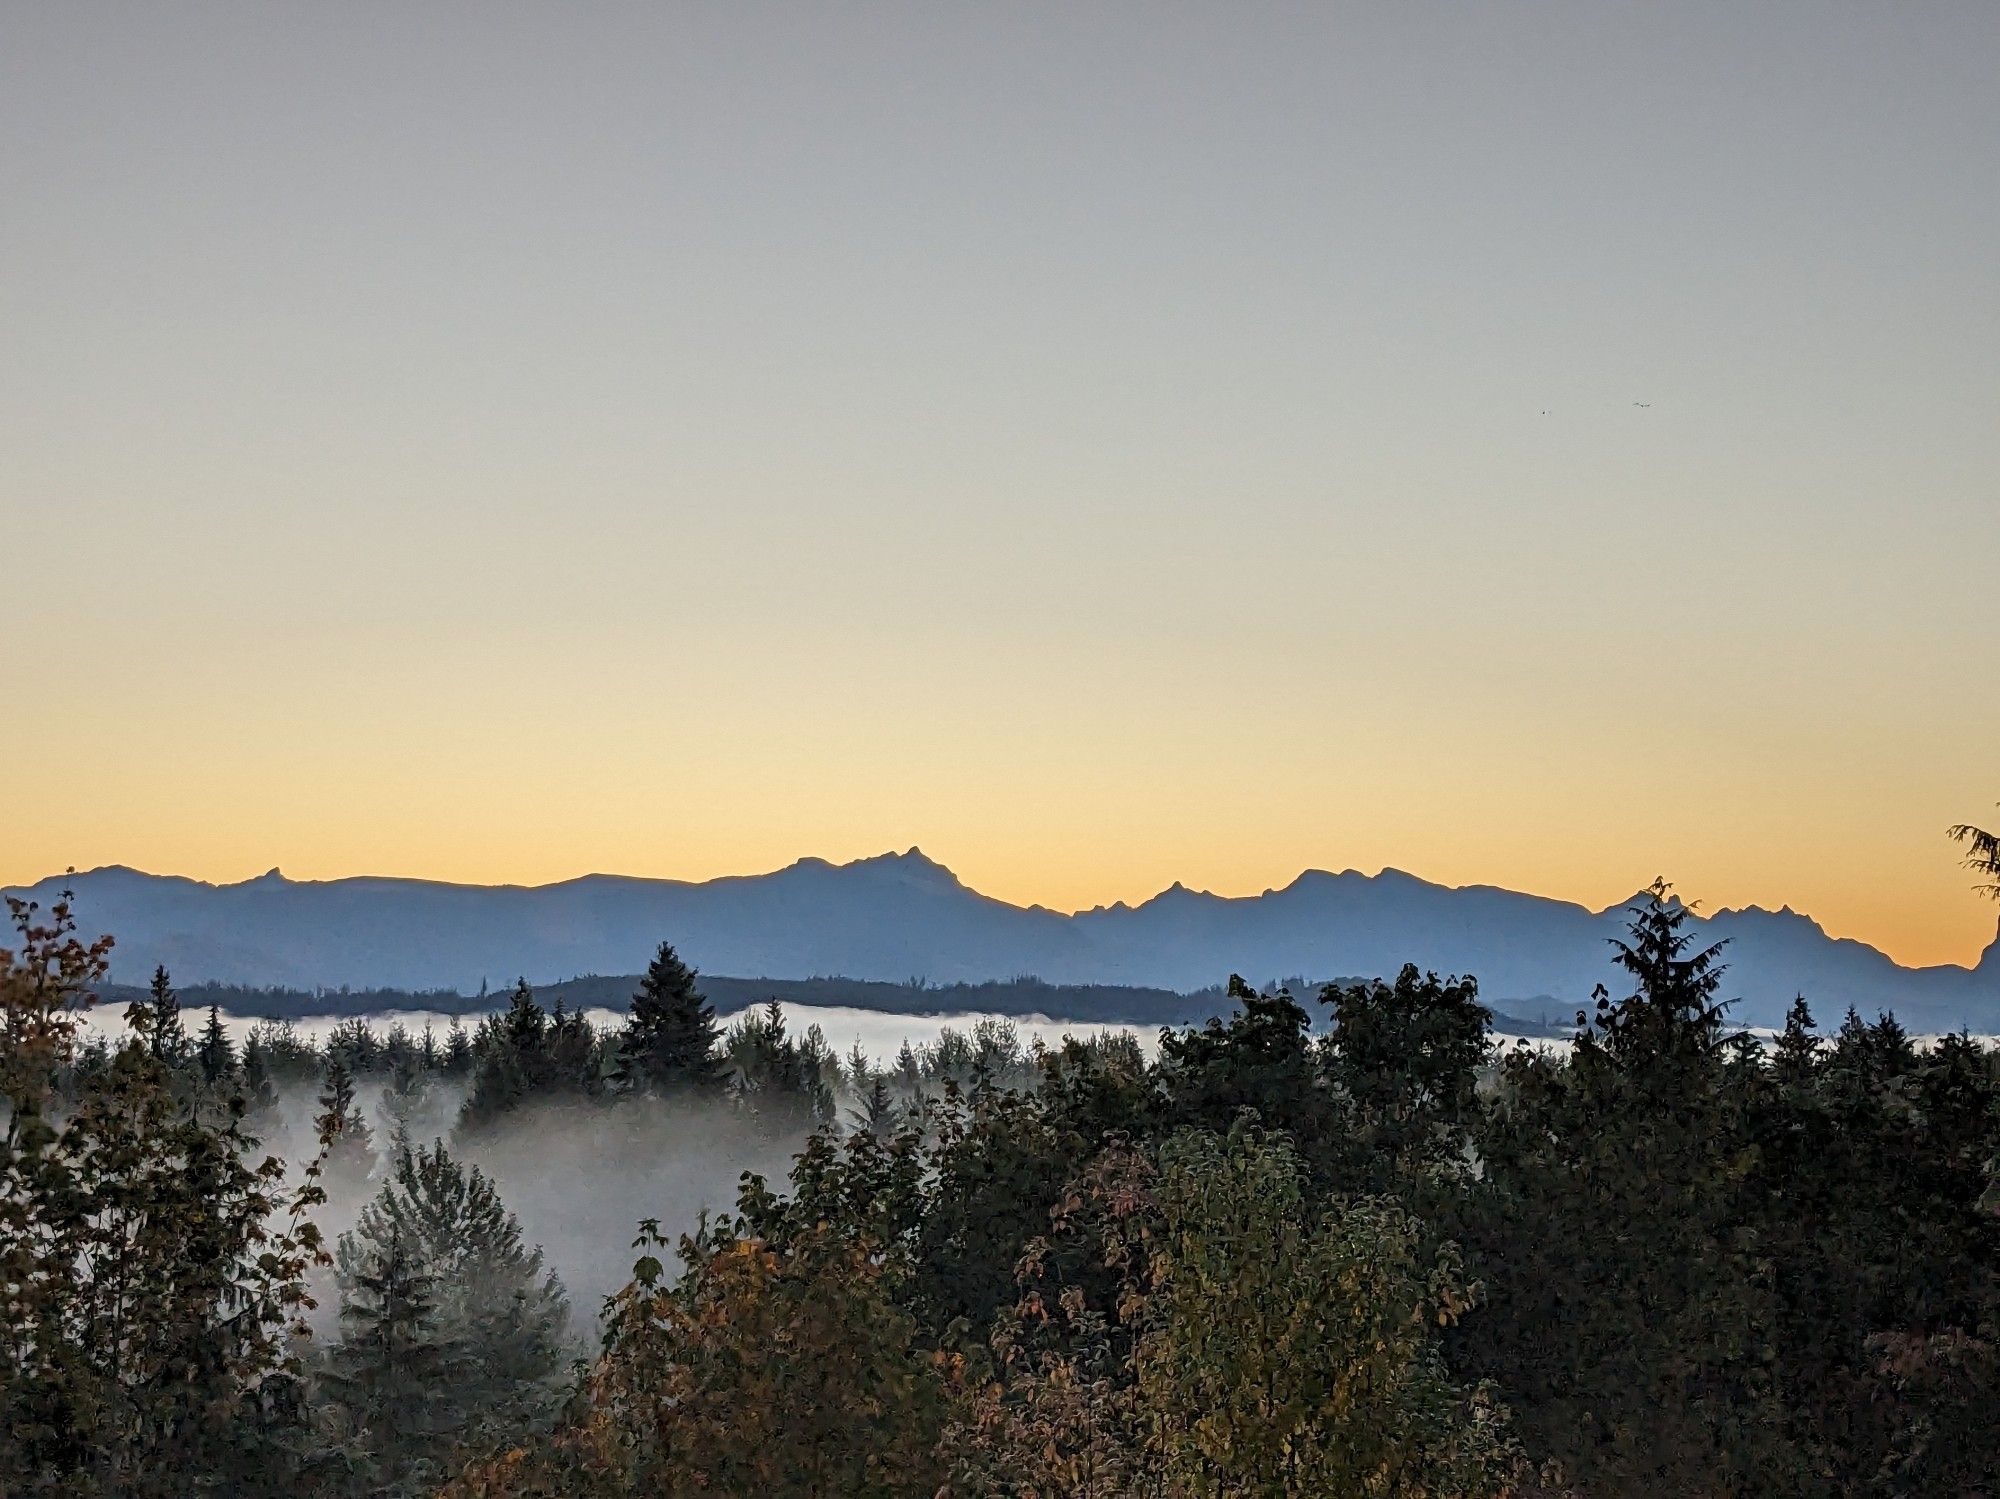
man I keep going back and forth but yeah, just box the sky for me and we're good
[4,3,1996,969]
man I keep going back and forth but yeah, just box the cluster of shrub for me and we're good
[5,877,1999,1496]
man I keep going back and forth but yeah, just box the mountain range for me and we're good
[10,852,1999,1032]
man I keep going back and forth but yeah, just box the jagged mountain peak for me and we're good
[842,847,964,887]
[7,858,1994,1031]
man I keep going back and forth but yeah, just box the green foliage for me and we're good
[1139,1127,1521,1497]
[851,1072,897,1133]
[139,964,190,1070]
[447,1219,956,1497]
[322,1142,572,1492]
[1156,976,1349,1188]
[1451,886,1795,1494]
[443,1017,475,1076]
[15,866,2000,1498]
[457,980,604,1134]
[1449,884,2000,1496]
[375,1052,430,1153]
[320,1222,450,1490]
[316,1056,377,1195]
[614,941,724,1094]
[1947,805,2000,900]
[725,1000,836,1133]
[949,1129,1522,1497]
[0,897,328,1497]
[1322,963,1492,1188]
[196,1003,238,1087]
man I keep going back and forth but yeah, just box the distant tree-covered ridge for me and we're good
[91,968,1576,1036]
[12,818,2000,1497]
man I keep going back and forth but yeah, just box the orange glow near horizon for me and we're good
[5,7,1997,976]
[9,758,1997,972]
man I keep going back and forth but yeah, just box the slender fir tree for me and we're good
[852,1074,898,1136]
[443,1017,474,1076]
[239,1029,280,1125]
[376,1054,430,1155]
[321,1220,452,1484]
[317,1056,376,1193]
[139,964,189,1068]
[196,1003,237,1086]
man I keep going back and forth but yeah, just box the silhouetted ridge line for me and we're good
[10,856,1995,1030]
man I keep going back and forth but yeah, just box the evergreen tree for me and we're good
[442,1017,474,1077]
[926,1024,975,1088]
[1453,882,1798,1493]
[1592,877,1731,1074]
[246,1017,320,1084]
[844,1040,873,1094]
[1772,995,1820,1088]
[326,1016,380,1075]
[321,1220,452,1489]
[1,894,326,1496]
[458,980,601,1133]
[1948,803,2000,899]
[381,1021,418,1071]
[1870,1010,1917,1077]
[376,1053,430,1155]
[318,1056,376,1193]
[852,1074,898,1136]
[327,1140,571,1483]
[893,1039,923,1095]
[615,940,724,1093]
[139,963,190,1069]
[546,997,603,1097]
[240,1029,280,1126]
[196,1002,238,1086]
[730,1001,834,1133]
[457,981,544,1132]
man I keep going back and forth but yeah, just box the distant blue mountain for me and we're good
[10,851,1997,1031]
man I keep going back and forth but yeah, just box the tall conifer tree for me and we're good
[616,941,723,1093]
[196,1003,237,1086]
[318,1056,376,1192]
[140,964,189,1068]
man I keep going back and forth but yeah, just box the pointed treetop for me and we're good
[616,939,723,1093]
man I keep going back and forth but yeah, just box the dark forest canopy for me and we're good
[7,875,2000,1497]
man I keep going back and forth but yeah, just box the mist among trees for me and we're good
[7,844,2000,1495]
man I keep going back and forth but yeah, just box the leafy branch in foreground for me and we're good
[1,897,331,1497]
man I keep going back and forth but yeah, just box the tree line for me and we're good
[100,973,1260,1030]
[2,811,1998,1496]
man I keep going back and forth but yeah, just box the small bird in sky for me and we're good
[1633,401,1651,408]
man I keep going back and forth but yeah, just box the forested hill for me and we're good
[91,971,1578,1035]
[87,973,1242,1029]
[19,851,1999,1030]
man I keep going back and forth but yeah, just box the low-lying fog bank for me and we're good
[75,999,1154,1065]
[69,1001,1157,1325]
[66,996,1999,1330]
